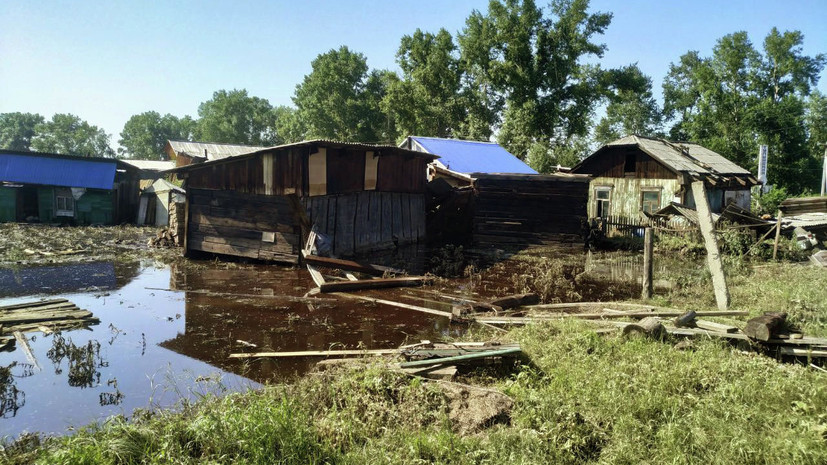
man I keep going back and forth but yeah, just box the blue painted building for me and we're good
[0,150,140,224]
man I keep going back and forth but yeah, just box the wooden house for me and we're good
[165,140,264,167]
[399,137,590,247]
[170,140,437,264]
[0,150,140,225]
[137,179,186,226]
[572,135,759,221]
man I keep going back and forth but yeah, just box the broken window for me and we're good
[641,190,661,214]
[595,187,611,218]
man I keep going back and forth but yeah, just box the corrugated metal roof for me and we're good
[120,159,175,171]
[604,135,751,176]
[0,152,116,190]
[167,140,264,161]
[408,136,537,175]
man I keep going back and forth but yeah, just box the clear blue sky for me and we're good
[1,0,825,146]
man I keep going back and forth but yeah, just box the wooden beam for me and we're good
[301,252,405,276]
[772,210,784,260]
[691,181,730,310]
[319,276,432,293]
[642,227,653,299]
[335,293,453,319]
[399,347,522,368]
[230,348,398,359]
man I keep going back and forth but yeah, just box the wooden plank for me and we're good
[320,276,432,293]
[392,192,403,242]
[381,192,393,245]
[642,227,653,299]
[230,348,400,359]
[302,253,405,276]
[0,299,69,311]
[335,194,356,257]
[368,191,382,245]
[773,210,783,260]
[335,293,453,319]
[694,319,739,333]
[400,193,411,244]
[354,191,370,253]
[691,181,730,310]
[306,264,326,288]
[399,348,522,368]
[326,196,338,244]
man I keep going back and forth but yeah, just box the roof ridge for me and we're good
[412,136,498,145]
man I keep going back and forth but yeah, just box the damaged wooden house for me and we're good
[571,135,759,230]
[400,136,591,248]
[165,140,265,167]
[0,149,140,225]
[170,140,436,264]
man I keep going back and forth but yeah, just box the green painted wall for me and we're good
[0,187,16,222]
[75,191,113,225]
[588,177,681,218]
[38,187,54,222]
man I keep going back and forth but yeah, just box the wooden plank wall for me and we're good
[186,187,301,264]
[472,176,589,247]
[576,147,675,179]
[302,191,426,257]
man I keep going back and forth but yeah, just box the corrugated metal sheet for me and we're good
[167,140,264,161]
[143,178,185,194]
[410,136,537,175]
[0,152,116,190]
[606,135,751,176]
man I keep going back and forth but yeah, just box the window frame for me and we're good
[594,186,611,218]
[640,188,662,214]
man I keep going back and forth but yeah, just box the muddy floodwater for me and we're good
[0,249,679,439]
[0,260,458,438]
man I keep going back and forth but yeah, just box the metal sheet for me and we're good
[411,136,537,175]
[0,153,116,190]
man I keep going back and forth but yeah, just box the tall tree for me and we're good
[118,111,195,159]
[663,29,825,193]
[458,0,613,167]
[384,29,466,139]
[806,91,827,163]
[31,113,114,157]
[594,64,663,144]
[293,46,392,143]
[0,112,45,151]
[194,89,278,146]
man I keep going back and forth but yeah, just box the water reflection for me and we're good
[160,263,454,381]
[0,261,140,298]
[0,363,24,418]
[46,334,107,388]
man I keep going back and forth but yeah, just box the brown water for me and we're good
[0,249,674,439]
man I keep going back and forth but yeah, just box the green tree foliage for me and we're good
[118,111,195,159]
[195,89,279,146]
[383,29,466,139]
[272,106,307,144]
[663,28,826,193]
[594,64,663,145]
[293,46,393,143]
[31,113,114,157]
[806,91,827,162]
[0,112,45,151]
[458,0,612,166]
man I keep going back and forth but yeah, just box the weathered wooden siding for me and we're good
[577,147,675,179]
[472,175,589,247]
[303,192,426,257]
[587,177,681,218]
[376,155,427,193]
[186,188,301,264]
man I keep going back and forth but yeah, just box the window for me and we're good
[55,195,74,217]
[641,190,661,214]
[595,187,611,218]
[624,152,636,176]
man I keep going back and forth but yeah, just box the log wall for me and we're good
[471,175,589,247]
[186,188,301,264]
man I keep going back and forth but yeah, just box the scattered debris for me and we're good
[0,299,99,334]
[439,380,514,435]
[148,227,177,248]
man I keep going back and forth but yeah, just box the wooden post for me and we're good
[642,227,653,299]
[772,210,784,260]
[691,181,730,310]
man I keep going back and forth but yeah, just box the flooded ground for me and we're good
[0,247,676,439]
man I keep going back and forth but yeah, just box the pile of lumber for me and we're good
[0,298,99,334]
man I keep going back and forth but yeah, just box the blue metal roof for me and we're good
[411,136,537,174]
[0,152,116,190]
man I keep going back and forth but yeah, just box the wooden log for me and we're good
[743,312,787,342]
[451,302,503,318]
[399,347,522,368]
[301,252,405,276]
[319,276,432,293]
[622,317,665,340]
[642,227,653,299]
[775,346,827,358]
[488,293,540,310]
[691,181,730,310]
